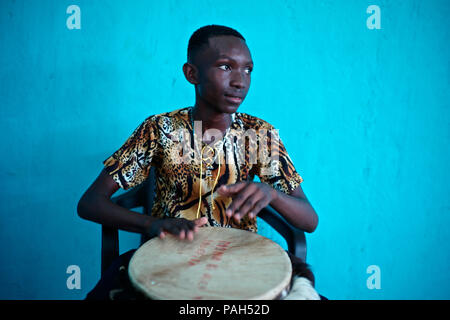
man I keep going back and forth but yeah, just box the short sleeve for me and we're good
[103,117,158,190]
[255,128,303,194]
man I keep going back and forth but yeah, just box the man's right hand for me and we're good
[146,217,208,241]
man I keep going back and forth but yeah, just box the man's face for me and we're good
[194,35,253,114]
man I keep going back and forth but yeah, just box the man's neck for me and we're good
[192,104,232,135]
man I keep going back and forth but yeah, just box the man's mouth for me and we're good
[224,94,243,104]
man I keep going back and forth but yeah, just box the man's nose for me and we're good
[230,70,246,89]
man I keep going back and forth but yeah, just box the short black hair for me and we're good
[187,25,246,64]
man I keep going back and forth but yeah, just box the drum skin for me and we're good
[128,226,292,300]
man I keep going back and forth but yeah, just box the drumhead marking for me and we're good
[128,227,292,300]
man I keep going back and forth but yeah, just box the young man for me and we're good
[78,25,319,299]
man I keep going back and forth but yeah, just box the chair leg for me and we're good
[101,226,119,276]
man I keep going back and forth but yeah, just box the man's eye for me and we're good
[245,67,253,74]
[219,65,231,71]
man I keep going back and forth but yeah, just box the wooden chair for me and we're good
[102,167,307,276]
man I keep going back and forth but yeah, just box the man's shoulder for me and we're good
[142,107,190,124]
[235,111,275,130]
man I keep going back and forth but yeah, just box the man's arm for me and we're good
[218,182,318,233]
[269,184,318,233]
[77,169,157,234]
[77,169,206,240]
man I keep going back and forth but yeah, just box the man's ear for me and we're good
[182,62,200,85]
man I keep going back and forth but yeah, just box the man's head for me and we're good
[183,25,253,114]
[187,25,246,65]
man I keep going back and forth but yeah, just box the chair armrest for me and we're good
[258,205,307,262]
[102,171,155,275]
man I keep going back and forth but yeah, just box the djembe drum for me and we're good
[128,226,293,300]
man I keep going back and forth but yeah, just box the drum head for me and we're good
[128,226,292,300]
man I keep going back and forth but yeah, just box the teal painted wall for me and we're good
[0,0,449,299]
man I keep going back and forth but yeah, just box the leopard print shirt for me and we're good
[103,107,303,232]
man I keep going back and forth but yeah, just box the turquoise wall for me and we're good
[1,0,449,299]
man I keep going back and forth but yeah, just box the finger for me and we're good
[238,193,264,220]
[180,223,195,241]
[219,182,248,196]
[178,229,186,240]
[217,185,230,196]
[226,184,256,217]
[234,212,242,224]
[159,231,166,239]
[194,216,208,227]
[233,191,265,223]
[249,200,268,219]
[218,184,243,196]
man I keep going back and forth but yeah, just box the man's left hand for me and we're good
[217,182,278,223]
